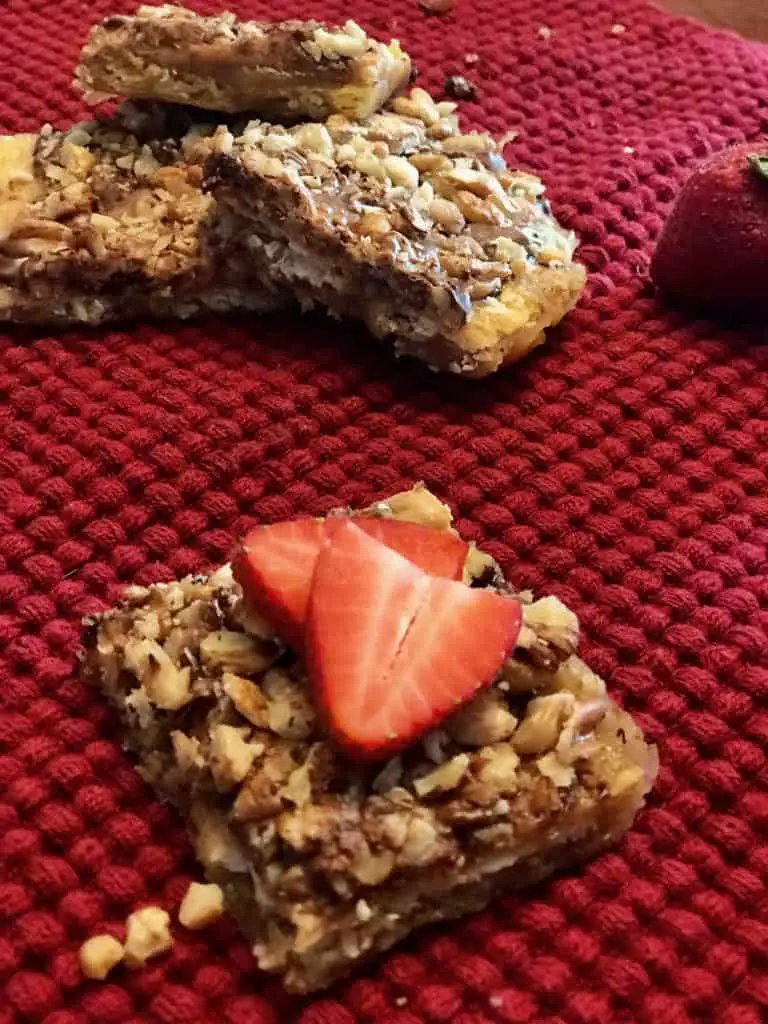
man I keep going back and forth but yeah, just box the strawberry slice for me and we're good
[232,517,327,649]
[307,521,522,760]
[353,517,468,581]
[233,515,468,649]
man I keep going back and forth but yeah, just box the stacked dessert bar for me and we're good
[0,3,585,376]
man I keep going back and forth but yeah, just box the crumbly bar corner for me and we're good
[0,104,283,325]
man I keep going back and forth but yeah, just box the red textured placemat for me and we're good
[2,0,768,1022]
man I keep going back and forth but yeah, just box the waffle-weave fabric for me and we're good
[1,0,767,1021]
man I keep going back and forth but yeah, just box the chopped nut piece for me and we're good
[444,75,477,101]
[193,809,250,873]
[523,597,579,652]
[446,690,518,746]
[200,630,276,674]
[537,752,576,788]
[210,724,262,789]
[171,731,203,773]
[263,669,316,739]
[463,545,500,585]
[384,484,453,530]
[79,934,124,980]
[414,754,470,796]
[178,882,225,930]
[401,816,444,866]
[351,848,396,885]
[512,693,575,755]
[142,642,192,710]
[429,196,465,233]
[224,672,270,727]
[355,898,373,922]
[476,744,521,793]
[123,907,173,968]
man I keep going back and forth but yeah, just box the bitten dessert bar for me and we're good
[0,104,283,325]
[204,89,585,377]
[81,486,656,992]
[75,5,411,121]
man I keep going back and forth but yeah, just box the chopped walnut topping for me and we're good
[446,689,518,746]
[401,816,444,866]
[383,485,453,530]
[512,693,575,755]
[171,730,204,773]
[224,672,270,727]
[476,745,521,792]
[523,597,579,652]
[537,752,575,788]
[200,629,276,674]
[355,898,373,922]
[413,754,470,796]
[263,669,316,739]
[79,934,124,980]
[210,724,263,790]
[123,907,173,968]
[178,882,225,930]
[142,641,192,710]
[193,808,249,873]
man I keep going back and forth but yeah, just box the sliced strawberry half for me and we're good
[307,521,522,761]
[232,517,327,650]
[353,517,468,581]
[233,515,468,649]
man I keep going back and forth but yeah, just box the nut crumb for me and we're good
[464,52,479,65]
[623,145,634,154]
[355,898,373,922]
[611,23,627,34]
[178,881,225,930]
[79,934,124,980]
[395,996,408,1006]
[444,75,477,102]
[123,907,173,968]
[537,25,552,39]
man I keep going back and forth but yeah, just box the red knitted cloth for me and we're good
[2,0,768,1021]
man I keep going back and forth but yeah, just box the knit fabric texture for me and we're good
[1,0,767,1021]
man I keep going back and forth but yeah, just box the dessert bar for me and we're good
[75,5,411,121]
[204,90,586,376]
[81,486,656,992]
[0,104,283,325]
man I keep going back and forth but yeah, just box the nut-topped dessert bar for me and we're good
[204,89,586,377]
[75,5,411,121]
[82,486,656,992]
[0,105,283,325]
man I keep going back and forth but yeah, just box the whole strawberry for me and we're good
[650,142,768,308]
